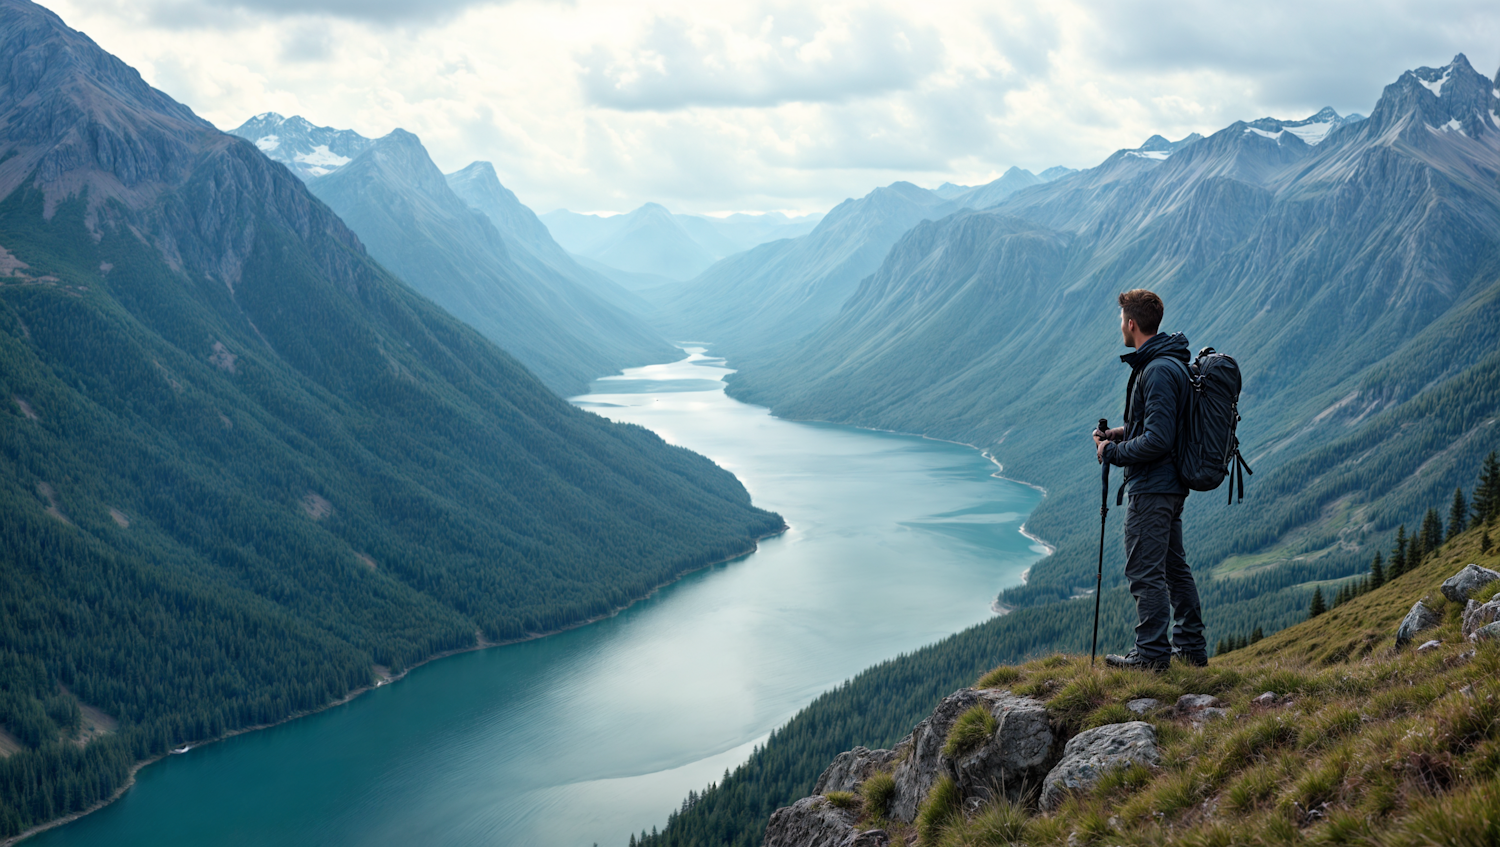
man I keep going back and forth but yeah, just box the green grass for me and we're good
[943,705,998,758]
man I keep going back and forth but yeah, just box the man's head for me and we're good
[1118,289,1163,349]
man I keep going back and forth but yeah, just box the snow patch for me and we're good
[1126,150,1170,160]
[1443,118,1465,134]
[1418,68,1452,97]
[255,135,280,152]
[1245,127,1284,140]
[1283,122,1335,145]
[295,145,350,168]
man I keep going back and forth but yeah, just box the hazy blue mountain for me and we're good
[727,55,1500,612]
[229,112,373,179]
[648,181,967,355]
[1038,165,1080,181]
[0,0,780,832]
[304,130,674,394]
[943,166,1043,208]
[443,160,655,316]
[542,206,823,283]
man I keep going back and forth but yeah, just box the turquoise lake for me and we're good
[31,348,1044,847]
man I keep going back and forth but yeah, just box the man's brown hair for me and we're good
[1118,289,1164,335]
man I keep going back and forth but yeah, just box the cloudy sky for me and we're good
[47,0,1500,216]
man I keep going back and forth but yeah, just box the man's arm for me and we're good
[1105,363,1180,466]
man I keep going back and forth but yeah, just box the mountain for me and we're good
[935,166,1044,208]
[727,55,1500,627]
[647,182,968,356]
[443,160,656,316]
[541,206,823,285]
[301,129,674,394]
[0,0,781,836]
[229,112,373,179]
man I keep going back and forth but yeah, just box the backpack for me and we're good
[1176,347,1253,504]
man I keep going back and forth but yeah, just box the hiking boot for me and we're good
[1104,650,1169,672]
[1175,651,1208,668]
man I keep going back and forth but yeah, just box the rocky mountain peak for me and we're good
[1368,52,1499,141]
[1120,132,1203,161]
[228,112,374,180]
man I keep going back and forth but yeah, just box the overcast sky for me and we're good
[48,0,1500,216]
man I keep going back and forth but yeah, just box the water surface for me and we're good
[33,348,1043,847]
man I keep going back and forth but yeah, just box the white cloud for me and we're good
[42,0,1500,216]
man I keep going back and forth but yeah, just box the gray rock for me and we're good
[889,688,1053,822]
[1417,639,1443,652]
[1125,698,1160,715]
[1252,692,1278,707]
[814,747,897,795]
[1441,565,1500,603]
[1471,622,1500,642]
[1175,694,1223,713]
[764,796,857,847]
[1191,707,1231,726]
[1039,721,1159,810]
[1396,600,1442,646]
[945,693,1054,806]
[1462,597,1500,637]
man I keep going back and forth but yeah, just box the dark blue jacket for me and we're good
[1104,332,1190,497]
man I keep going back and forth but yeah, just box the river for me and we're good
[29,348,1043,847]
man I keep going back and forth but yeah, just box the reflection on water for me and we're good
[33,348,1043,847]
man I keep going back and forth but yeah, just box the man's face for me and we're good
[1120,310,1137,348]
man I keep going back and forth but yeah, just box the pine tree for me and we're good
[1309,587,1326,619]
[1390,526,1408,578]
[1251,626,1264,643]
[1449,487,1467,541]
[1474,451,1500,526]
[1420,507,1444,558]
[1370,551,1385,589]
[1215,638,1226,656]
[1484,530,1493,554]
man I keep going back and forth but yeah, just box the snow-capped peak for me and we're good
[229,113,375,182]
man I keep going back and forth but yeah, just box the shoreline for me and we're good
[3,525,786,846]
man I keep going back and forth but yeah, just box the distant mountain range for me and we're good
[0,0,781,836]
[541,205,823,285]
[229,116,669,395]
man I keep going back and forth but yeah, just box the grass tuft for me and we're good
[976,666,1022,689]
[824,791,860,811]
[860,770,897,819]
[943,705,998,758]
[916,775,963,847]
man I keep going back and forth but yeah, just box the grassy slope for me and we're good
[839,520,1500,847]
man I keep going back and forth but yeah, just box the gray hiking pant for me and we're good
[1123,493,1205,660]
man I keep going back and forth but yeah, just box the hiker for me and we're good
[1091,289,1207,670]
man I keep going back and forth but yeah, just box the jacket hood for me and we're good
[1120,331,1190,369]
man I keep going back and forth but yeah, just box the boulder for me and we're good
[1461,596,1500,637]
[1039,721,1159,810]
[1441,565,1500,603]
[842,830,890,847]
[889,689,1054,822]
[1191,707,1231,726]
[1471,622,1500,643]
[1251,692,1278,707]
[945,693,1054,806]
[764,796,856,847]
[1396,600,1442,646]
[814,747,898,795]
[1416,639,1442,653]
[1125,698,1160,715]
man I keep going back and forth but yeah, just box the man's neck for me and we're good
[1131,331,1157,349]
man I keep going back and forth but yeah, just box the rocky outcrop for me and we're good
[814,747,897,795]
[764,797,865,847]
[1462,595,1500,637]
[888,689,1053,821]
[1125,698,1160,715]
[1396,600,1442,646]
[1039,722,1160,810]
[1471,622,1500,643]
[1441,565,1500,603]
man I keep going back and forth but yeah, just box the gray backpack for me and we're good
[1175,348,1252,503]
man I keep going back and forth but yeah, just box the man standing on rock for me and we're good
[1092,289,1207,670]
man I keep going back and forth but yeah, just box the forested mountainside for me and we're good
[0,0,781,836]
[641,55,1500,846]
[292,127,673,396]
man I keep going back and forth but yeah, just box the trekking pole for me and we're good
[1091,418,1110,668]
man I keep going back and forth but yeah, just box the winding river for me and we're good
[30,348,1043,847]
